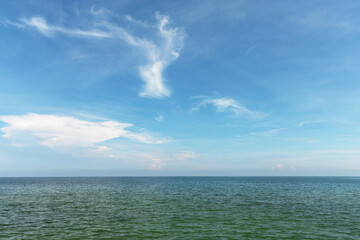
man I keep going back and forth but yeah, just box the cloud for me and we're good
[0,17,25,29]
[250,128,286,137]
[90,6,113,19]
[9,142,29,148]
[297,10,355,33]
[150,158,164,170]
[175,151,199,161]
[125,15,151,28]
[88,146,109,152]
[120,150,199,171]
[298,120,323,127]
[20,16,111,38]
[155,114,164,122]
[191,96,267,119]
[0,113,165,149]
[271,164,284,170]
[14,10,185,99]
[136,13,185,98]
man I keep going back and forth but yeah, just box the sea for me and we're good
[0,177,359,239]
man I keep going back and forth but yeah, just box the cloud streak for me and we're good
[191,96,267,119]
[0,113,165,149]
[20,16,111,38]
[13,10,185,99]
[298,120,323,127]
[250,128,286,137]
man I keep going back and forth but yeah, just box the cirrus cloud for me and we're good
[191,96,268,119]
[7,9,185,99]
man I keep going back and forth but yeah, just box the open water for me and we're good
[0,177,359,239]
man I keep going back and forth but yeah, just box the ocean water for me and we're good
[0,177,360,239]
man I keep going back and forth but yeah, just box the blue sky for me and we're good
[1,0,360,176]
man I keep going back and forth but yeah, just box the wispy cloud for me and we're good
[145,150,200,170]
[137,13,185,98]
[20,16,111,38]
[175,151,200,161]
[0,113,166,149]
[155,114,164,122]
[191,96,267,119]
[8,10,185,99]
[271,164,284,170]
[0,17,25,29]
[250,128,286,137]
[125,15,151,28]
[150,158,164,170]
[298,120,323,127]
[297,10,355,33]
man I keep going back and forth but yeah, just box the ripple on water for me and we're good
[0,177,360,239]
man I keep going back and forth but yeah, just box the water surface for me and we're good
[0,177,359,239]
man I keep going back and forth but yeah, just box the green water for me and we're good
[0,177,360,239]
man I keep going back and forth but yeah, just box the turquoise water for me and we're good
[0,177,360,239]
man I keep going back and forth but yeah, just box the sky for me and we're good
[0,0,360,176]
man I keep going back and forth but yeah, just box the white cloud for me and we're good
[122,150,199,171]
[125,15,151,28]
[16,10,185,99]
[271,164,284,170]
[0,17,25,29]
[150,158,164,170]
[135,13,185,98]
[88,146,109,152]
[191,96,267,119]
[20,16,111,38]
[250,128,286,137]
[298,120,323,127]
[90,6,113,19]
[155,114,164,122]
[0,113,165,149]
[175,151,199,161]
